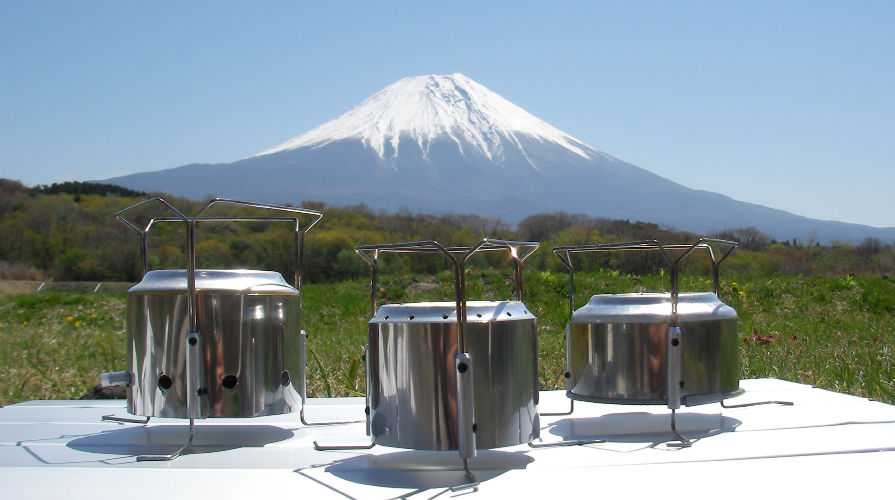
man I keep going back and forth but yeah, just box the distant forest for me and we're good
[1,178,893,283]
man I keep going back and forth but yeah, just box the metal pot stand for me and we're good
[546,239,791,448]
[313,239,540,492]
[100,197,327,460]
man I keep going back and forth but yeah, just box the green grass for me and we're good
[0,292,127,404]
[301,281,369,397]
[727,275,895,401]
[1,272,893,406]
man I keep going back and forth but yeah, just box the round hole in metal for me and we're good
[157,374,173,391]
[281,370,291,387]
[222,374,238,390]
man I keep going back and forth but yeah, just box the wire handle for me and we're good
[552,238,737,325]
[116,198,197,331]
[116,197,323,292]
[192,198,323,295]
[354,238,539,353]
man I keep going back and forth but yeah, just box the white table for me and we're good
[1,379,893,499]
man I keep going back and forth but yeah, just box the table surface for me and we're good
[1,378,893,499]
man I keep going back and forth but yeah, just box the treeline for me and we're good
[29,181,147,198]
[1,178,893,283]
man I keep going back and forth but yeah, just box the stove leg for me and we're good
[312,441,375,451]
[528,435,605,448]
[137,418,195,461]
[667,409,692,448]
[540,397,575,416]
[721,399,793,408]
[102,414,150,424]
[450,457,480,492]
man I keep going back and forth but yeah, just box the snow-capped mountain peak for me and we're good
[253,73,595,164]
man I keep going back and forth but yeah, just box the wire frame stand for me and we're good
[550,238,791,448]
[313,238,540,492]
[108,197,323,460]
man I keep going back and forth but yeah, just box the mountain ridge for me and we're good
[103,73,895,244]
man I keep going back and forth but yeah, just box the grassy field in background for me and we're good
[1,271,893,406]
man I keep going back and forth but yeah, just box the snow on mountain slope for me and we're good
[253,73,597,168]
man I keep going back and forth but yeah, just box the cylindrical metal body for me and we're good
[126,269,302,418]
[367,301,539,450]
[568,292,741,406]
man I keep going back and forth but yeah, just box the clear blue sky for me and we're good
[2,1,893,227]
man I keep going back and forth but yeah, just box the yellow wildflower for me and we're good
[90,314,97,319]
[739,290,746,297]
[66,316,74,323]
[75,320,83,327]
[23,321,28,326]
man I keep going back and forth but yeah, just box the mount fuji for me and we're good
[104,73,893,243]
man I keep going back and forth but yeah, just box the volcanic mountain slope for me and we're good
[105,73,894,243]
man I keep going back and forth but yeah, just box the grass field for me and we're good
[1,271,893,406]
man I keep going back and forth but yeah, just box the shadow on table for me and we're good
[297,449,533,496]
[65,424,293,458]
[540,411,741,446]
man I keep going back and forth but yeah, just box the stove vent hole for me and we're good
[157,374,173,392]
[222,374,239,391]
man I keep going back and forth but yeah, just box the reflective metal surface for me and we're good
[127,269,302,418]
[368,301,539,450]
[568,292,740,405]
